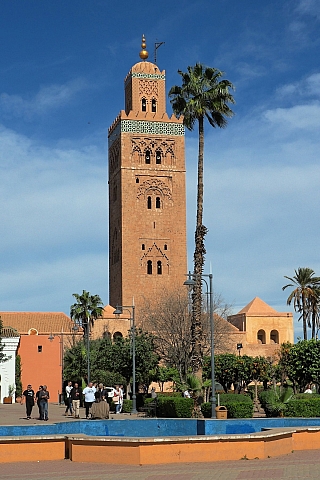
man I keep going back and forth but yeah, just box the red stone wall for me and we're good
[18,335,62,402]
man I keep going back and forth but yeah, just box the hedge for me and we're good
[259,389,320,417]
[122,399,132,413]
[202,394,253,418]
[284,395,320,417]
[156,396,194,418]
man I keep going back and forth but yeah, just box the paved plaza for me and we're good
[1,403,320,479]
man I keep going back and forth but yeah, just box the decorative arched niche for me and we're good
[257,329,266,344]
[270,330,279,344]
[113,332,123,341]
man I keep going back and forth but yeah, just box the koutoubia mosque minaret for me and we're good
[108,36,187,317]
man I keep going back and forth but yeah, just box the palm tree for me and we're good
[70,290,104,382]
[169,63,235,376]
[282,268,320,340]
[308,287,320,339]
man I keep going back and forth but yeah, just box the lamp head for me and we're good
[183,271,196,290]
[113,306,123,316]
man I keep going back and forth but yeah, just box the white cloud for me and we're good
[0,78,88,119]
[263,102,320,131]
[0,124,109,313]
[296,0,320,18]
[276,72,320,99]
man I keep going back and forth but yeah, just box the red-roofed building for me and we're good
[0,312,82,403]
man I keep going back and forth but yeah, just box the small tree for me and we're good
[214,353,238,393]
[15,355,22,399]
[283,268,320,340]
[0,318,9,365]
[140,289,233,383]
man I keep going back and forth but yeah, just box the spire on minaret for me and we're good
[139,34,148,60]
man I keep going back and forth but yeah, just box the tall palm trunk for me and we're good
[302,292,308,340]
[191,115,207,377]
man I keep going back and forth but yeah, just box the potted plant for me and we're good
[3,384,15,404]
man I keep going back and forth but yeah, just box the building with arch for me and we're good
[227,297,294,357]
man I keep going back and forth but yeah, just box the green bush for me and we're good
[156,396,193,418]
[122,399,132,413]
[258,389,274,408]
[285,395,320,417]
[201,402,212,418]
[259,388,296,417]
[202,394,253,418]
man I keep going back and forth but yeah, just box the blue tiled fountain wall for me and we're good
[2,417,320,437]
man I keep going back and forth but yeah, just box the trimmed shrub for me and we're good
[122,399,132,413]
[285,394,320,417]
[202,394,253,418]
[156,396,193,418]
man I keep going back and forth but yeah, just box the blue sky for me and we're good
[1,0,319,339]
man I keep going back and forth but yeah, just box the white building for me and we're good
[0,327,20,403]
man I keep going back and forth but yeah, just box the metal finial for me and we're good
[139,34,148,60]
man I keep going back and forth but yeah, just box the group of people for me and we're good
[22,384,50,420]
[22,381,125,421]
[65,381,124,419]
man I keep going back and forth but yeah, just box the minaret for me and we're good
[108,36,187,318]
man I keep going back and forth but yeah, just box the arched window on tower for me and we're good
[147,196,152,209]
[142,244,145,250]
[156,197,161,209]
[156,150,162,164]
[147,260,152,275]
[142,98,147,112]
[157,260,162,275]
[145,150,151,164]
[152,99,157,112]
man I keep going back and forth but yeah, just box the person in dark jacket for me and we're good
[71,382,82,418]
[22,384,35,420]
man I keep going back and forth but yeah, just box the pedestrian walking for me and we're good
[82,382,96,419]
[71,382,81,418]
[64,381,73,416]
[39,385,50,420]
[113,385,121,414]
[22,384,35,419]
[36,386,43,419]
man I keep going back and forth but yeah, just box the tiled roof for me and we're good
[215,314,240,332]
[0,312,76,335]
[238,297,279,315]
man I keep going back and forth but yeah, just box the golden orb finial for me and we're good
[139,34,148,60]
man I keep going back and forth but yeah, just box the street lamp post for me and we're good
[113,305,137,414]
[184,271,217,418]
[85,320,90,384]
